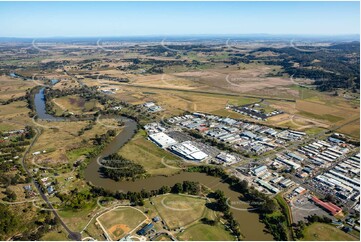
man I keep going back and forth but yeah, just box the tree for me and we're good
[171,183,183,194]
[4,188,17,202]
[159,186,171,194]
[0,204,19,240]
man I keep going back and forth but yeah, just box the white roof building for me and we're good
[170,141,208,161]
[216,152,237,164]
[149,132,178,148]
[144,102,156,108]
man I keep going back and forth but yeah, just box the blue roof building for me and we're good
[137,223,154,235]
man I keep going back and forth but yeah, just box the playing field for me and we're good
[152,194,206,229]
[97,207,147,240]
[301,222,358,241]
[177,223,235,241]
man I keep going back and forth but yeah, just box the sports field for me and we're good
[97,207,147,240]
[152,194,206,229]
[177,223,235,241]
[301,222,358,241]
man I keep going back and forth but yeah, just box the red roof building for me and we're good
[312,196,343,216]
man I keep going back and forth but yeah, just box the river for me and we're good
[34,87,66,121]
[33,87,273,241]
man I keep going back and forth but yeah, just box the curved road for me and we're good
[21,126,81,241]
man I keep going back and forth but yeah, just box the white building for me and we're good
[169,141,208,161]
[149,132,178,148]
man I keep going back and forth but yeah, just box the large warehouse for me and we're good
[149,132,178,148]
[169,141,208,161]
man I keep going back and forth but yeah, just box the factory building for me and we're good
[149,132,178,148]
[169,141,208,161]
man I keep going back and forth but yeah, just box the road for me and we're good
[20,126,81,241]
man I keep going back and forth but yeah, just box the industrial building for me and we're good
[149,132,178,148]
[311,196,343,216]
[255,179,280,193]
[275,157,301,170]
[169,141,208,161]
[216,152,237,164]
[252,165,268,176]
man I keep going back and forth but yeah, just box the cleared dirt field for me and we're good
[152,194,207,229]
[97,207,147,240]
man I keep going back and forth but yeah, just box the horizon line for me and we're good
[0,33,360,39]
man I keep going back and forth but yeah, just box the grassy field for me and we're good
[301,222,358,241]
[0,119,26,131]
[304,127,327,135]
[82,220,105,241]
[118,129,184,176]
[52,95,102,114]
[58,201,99,232]
[29,120,121,169]
[0,76,35,100]
[177,223,235,241]
[335,118,360,139]
[40,228,70,241]
[66,146,95,162]
[97,207,147,240]
[0,101,29,118]
[154,234,173,241]
[151,194,206,229]
[266,87,359,138]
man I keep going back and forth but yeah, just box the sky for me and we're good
[0,1,359,37]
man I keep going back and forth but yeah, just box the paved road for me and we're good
[21,127,81,241]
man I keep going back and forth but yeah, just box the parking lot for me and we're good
[290,194,332,222]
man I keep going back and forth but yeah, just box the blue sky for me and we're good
[0,1,359,37]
